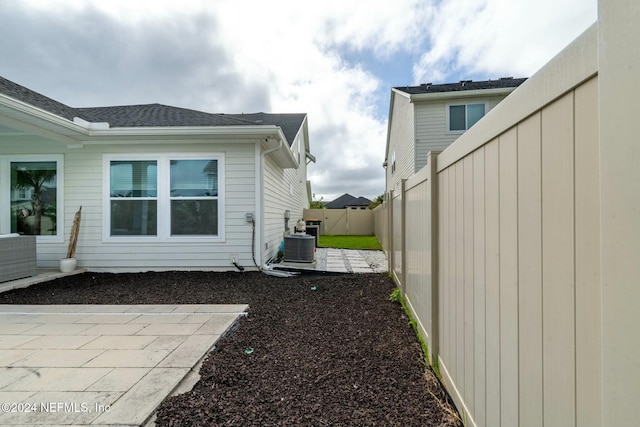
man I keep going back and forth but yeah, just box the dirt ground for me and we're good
[0,271,462,426]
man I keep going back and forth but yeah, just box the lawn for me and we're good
[318,234,383,250]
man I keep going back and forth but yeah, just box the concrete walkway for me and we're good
[0,269,87,295]
[0,304,247,426]
[274,248,388,274]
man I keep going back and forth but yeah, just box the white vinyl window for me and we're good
[109,160,158,236]
[104,154,224,241]
[170,159,219,236]
[0,155,63,241]
[448,103,486,132]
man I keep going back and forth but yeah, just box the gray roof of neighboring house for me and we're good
[0,76,305,145]
[394,77,527,95]
[325,193,372,209]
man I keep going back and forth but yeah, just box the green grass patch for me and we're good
[388,286,440,377]
[318,235,383,250]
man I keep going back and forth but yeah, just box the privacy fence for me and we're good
[372,20,637,426]
[303,208,373,235]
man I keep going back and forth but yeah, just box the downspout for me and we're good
[256,136,283,269]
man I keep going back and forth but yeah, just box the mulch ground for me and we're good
[0,271,462,426]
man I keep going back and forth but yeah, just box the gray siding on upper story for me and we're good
[414,95,507,172]
[386,93,415,193]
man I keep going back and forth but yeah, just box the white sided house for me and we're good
[0,76,315,271]
[384,78,526,194]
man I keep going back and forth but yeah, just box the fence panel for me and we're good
[435,76,599,427]
[373,204,388,251]
[402,152,438,364]
[377,25,604,427]
[391,189,403,285]
[303,208,374,235]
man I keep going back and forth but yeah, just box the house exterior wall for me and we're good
[262,131,310,264]
[386,93,415,194]
[0,137,260,271]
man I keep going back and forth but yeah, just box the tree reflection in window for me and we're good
[11,161,57,235]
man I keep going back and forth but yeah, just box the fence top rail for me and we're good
[437,23,598,173]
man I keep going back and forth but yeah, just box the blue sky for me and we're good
[0,0,597,201]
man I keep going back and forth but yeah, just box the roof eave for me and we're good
[86,124,282,139]
[260,128,299,169]
[0,93,92,143]
[408,86,518,103]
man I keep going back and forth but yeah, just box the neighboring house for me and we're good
[0,76,315,271]
[384,77,526,193]
[325,193,372,210]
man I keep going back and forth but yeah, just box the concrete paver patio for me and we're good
[0,304,247,426]
[273,248,388,274]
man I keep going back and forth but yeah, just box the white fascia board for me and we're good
[384,91,397,163]
[261,128,298,169]
[408,87,518,103]
[87,124,281,138]
[300,115,314,162]
[78,125,286,146]
[391,88,412,99]
[0,94,91,138]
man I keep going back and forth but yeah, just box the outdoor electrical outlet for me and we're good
[229,254,239,264]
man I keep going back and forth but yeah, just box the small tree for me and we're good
[369,194,385,209]
[310,195,326,209]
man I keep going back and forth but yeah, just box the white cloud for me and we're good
[413,0,598,83]
[0,0,599,202]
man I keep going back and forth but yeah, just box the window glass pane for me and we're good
[171,200,218,235]
[170,160,217,197]
[110,161,157,197]
[110,200,157,235]
[467,104,486,128]
[449,105,466,131]
[10,161,57,236]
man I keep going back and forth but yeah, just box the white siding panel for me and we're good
[42,142,256,270]
[262,140,310,263]
[387,94,415,193]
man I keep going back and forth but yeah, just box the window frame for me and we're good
[103,153,225,243]
[0,155,64,243]
[168,156,222,238]
[446,102,488,133]
[108,158,159,238]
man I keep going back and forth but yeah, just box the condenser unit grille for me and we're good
[284,234,315,263]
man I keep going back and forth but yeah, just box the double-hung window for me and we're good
[0,156,63,240]
[448,103,486,132]
[109,160,158,236]
[105,154,224,241]
[170,159,219,236]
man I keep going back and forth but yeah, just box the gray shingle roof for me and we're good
[0,75,92,121]
[0,76,305,146]
[325,193,372,209]
[395,77,527,95]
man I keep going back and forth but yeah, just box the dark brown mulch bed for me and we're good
[0,271,461,426]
